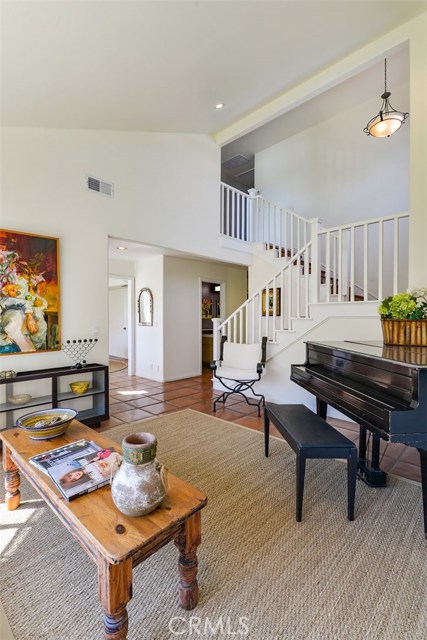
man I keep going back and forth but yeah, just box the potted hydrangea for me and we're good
[378,288,427,345]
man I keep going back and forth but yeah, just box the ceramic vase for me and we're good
[111,432,167,517]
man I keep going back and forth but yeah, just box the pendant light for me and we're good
[363,58,409,138]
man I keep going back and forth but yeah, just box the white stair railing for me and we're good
[251,193,311,257]
[316,212,409,303]
[220,182,310,255]
[216,200,409,351]
[220,183,250,241]
[215,242,313,349]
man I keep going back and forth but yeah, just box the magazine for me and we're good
[29,439,103,475]
[47,443,118,501]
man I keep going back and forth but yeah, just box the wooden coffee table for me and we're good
[1,420,207,640]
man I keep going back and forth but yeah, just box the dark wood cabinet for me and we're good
[202,335,213,365]
[0,363,109,430]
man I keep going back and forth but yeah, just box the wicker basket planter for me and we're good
[381,319,427,346]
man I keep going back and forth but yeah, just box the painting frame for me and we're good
[262,288,281,316]
[0,229,60,355]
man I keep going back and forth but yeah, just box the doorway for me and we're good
[201,280,223,367]
[108,275,135,376]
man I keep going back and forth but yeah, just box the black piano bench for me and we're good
[264,403,357,522]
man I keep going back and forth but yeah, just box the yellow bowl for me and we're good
[69,381,90,394]
[16,408,77,440]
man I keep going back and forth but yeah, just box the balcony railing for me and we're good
[220,182,311,257]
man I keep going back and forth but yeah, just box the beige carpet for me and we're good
[1,409,426,640]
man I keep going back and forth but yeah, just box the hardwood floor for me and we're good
[102,367,422,484]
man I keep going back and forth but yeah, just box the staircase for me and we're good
[214,183,410,409]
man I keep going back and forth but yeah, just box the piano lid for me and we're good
[306,340,427,368]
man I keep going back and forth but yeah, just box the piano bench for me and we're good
[264,403,357,522]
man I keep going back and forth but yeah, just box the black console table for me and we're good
[0,363,109,430]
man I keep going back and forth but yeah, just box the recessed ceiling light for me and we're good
[215,103,224,110]
[117,246,128,251]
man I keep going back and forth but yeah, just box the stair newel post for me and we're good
[340,228,350,302]
[212,318,221,362]
[248,188,259,243]
[309,218,321,304]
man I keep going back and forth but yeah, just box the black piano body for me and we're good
[291,340,427,538]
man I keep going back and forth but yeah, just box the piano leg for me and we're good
[315,400,388,487]
[316,398,327,420]
[359,425,367,459]
[417,448,427,540]
[357,427,387,488]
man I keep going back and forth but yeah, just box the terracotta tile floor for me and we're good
[101,367,422,484]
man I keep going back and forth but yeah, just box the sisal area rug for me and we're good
[1,409,426,640]
[108,357,128,373]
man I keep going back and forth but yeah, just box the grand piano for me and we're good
[291,340,427,538]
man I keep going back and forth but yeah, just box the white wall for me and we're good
[408,12,427,288]
[1,129,109,371]
[1,127,248,374]
[1,127,247,263]
[109,259,135,278]
[110,253,247,381]
[163,256,247,380]
[255,83,409,227]
[134,255,164,380]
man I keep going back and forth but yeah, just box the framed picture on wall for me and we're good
[0,229,60,355]
[262,288,281,316]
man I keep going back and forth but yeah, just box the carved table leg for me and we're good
[174,511,202,610]
[3,444,21,510]
[98,556,132,640]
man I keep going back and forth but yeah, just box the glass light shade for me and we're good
[363,60,409,138]
[367,113,405,138]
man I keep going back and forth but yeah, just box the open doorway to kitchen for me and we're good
[201,280,223,368]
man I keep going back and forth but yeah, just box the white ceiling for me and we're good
[2,1,425,136]
[222,46,410,161]
[2,1,424,262]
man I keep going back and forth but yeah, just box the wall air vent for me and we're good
[86,175,114,198]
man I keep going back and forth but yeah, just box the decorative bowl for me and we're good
[69,381,90,394]
[1,283,25,298]
[16,408,78,440]
[9,393,32,405]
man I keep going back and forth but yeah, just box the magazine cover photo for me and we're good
[30,439,101,475]
[47,445,117,500]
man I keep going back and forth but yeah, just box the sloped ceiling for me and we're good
[1,1,424,136]
[2,1,422,260]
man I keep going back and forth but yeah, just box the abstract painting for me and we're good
[0,229,60,354]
